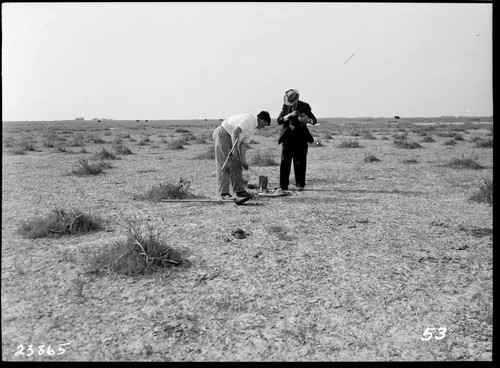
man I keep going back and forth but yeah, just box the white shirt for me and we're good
[221,114,258,144]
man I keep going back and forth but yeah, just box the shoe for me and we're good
[220,193,234,200]
[297,187,305,192]
[236,191,252,198]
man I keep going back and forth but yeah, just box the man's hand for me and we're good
[298,115,311,123]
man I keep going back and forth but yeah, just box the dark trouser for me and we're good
[279,141,308,189]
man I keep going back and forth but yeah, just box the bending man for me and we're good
[213,111,271,199]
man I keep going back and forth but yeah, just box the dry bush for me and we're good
[474,138,493,148]
[364,154,380,163]
[90,221,184,276]
[338,139,361,148]
[18,208,104,238]
[445,153,484,169]
[421,136,435,142]
[137,177,198,201]
[192,147,215,160]
[469,178,493,205]
[71,159,110,176]
[93,147,119,160]
[393,138,422,149]
[250,151,279,166]
[167,139,185,150]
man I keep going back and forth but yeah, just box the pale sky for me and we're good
[2,2,493,121]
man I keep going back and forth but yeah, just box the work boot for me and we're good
[236,190,252,198]
[220,193,234,200]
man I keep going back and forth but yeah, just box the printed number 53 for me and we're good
[421,327,447,341]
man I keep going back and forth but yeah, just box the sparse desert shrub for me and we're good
[250,151,278,166]
[18,207,103,238]
[350,131,361,137]
[55,145,70,153]
[249,139,260,144]
[392,132,408,140]
[87,133,106,144]
[474,138,493,148]
[71,159,109,175]
[194,136,207,144]
[469,178,493,205]
[402,158,419,164]
[323,133,333,139]
[93,147,119,160]
[68,134,85,147]
[175,128,190,133]
[338,139,361,148]
[393,138,422,149]
[361,130,376,140]
[192,147,215,160]
[181,132,197,141]
[14,136,37,153]
[267,225,294,241]
[421,136,435,142]
[3,136,16,147]
[443,139,457,146]
[437,131,462,139]
[167,139,185,150]
[446,153,484,169]
[90,220,184,275]
[364,154,380,162]
[112,141,133,155]
[137,177,198,201]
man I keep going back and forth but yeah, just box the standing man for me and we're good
[277,89,317,191]
[213,111,271,200]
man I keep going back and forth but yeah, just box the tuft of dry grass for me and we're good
[192,146,215,160]
[364,153,380,163]
[338,139,361,148]
[90,220,184,276]
[445,153,484,169]
[469,178,492,205]
[93,147,119,160]
[474,138,493,148]
[393,138,422,149]
[167,139,185,150]
[17,207,104,238]
[250,151,279,166]
[71,159,110,175]
[137,177,199,201]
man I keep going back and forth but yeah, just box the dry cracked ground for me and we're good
[1,117,493,361]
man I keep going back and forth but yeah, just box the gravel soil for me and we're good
[1,118,493,361]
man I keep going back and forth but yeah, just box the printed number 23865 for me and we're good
[421,327,447,341]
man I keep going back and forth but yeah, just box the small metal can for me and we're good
[259,176,268,190]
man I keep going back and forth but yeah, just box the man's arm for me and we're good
[277,105,297,127]
[299,104,317,125]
